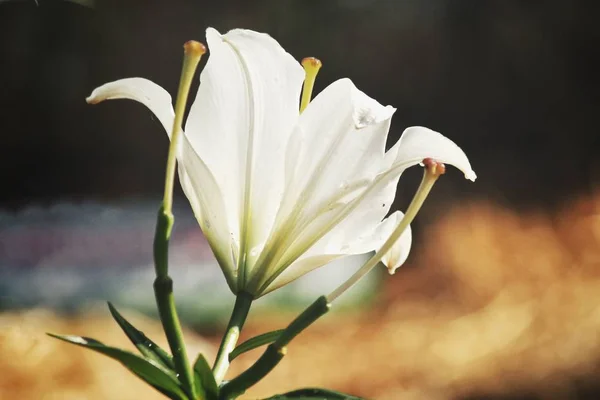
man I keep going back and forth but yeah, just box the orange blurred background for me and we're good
[3,192,599,399]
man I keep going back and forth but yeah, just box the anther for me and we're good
[302,57,322,70]
[423,158,446,177]
[184,40,207,57]
[300,57,322,113]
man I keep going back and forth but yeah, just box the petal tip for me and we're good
[351,94,396,129]
[465,170,477,182]
[85,93,100,104]
[86,86,111,105]
[205,27,224,47]
[205,27,221,37]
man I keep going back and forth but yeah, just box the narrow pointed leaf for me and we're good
[229,329,284,362]
[193,353,218,399]
[265,388,364,399]
[107,302,175,370]
[47,333,188,400]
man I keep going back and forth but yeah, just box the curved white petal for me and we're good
[392,126,477,181]
[86,77,236,289]
[262,211,411,294]
[279,78,396,221]
[374,211,413,274]
[177,137,236,290]
[184,28,305,278]
[249,79,397,292]
[255,124,475,294]
[278,170,398,268]
[261,254,343,295]
[270,81,395,257]
[86,77,175,136]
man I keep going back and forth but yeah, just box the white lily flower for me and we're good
[87,28,476,298]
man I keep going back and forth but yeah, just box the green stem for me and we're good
[154,207,198,399]
[219,296,330,399]
[163,41,205,213]
[150,41,205,399]
[212,292,253,385]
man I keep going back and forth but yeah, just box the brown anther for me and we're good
[184,40,207,56]
[301,57,322,69]
[423,158,446,176]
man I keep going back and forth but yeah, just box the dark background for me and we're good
[1,0,598,213]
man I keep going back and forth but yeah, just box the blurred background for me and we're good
[1,0,599,399]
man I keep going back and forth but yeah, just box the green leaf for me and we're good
[229,330,284,362]
[107,301,175,370]
[193,353,218,400]
[264,388,364,400]
[47,333,188,400]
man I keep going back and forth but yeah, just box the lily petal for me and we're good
[184,28,305,280]
[177,139,237,289]
[262,211,411,294]
[391,126,477,181]
[251,79,397,292]
[279,78,396,222]
[255,124,475,293]
[280,79,396,249]
[258,180,402,294]
[86,77,175,136]
[86,77,236,288]
[273,124,472,286]
[374,211,412,274]
[261,254,343,295]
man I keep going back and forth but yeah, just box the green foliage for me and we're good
[48,303,225,399]
[193,354,219,400]
[265,388,364,400]
[107,302,175,370]
[229,330,284,362]
[47,333,188,400]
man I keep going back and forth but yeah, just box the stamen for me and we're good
[326,159,445,303]
[300,57,322,113]
[423,157,446,177]
[163,40,206,214]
